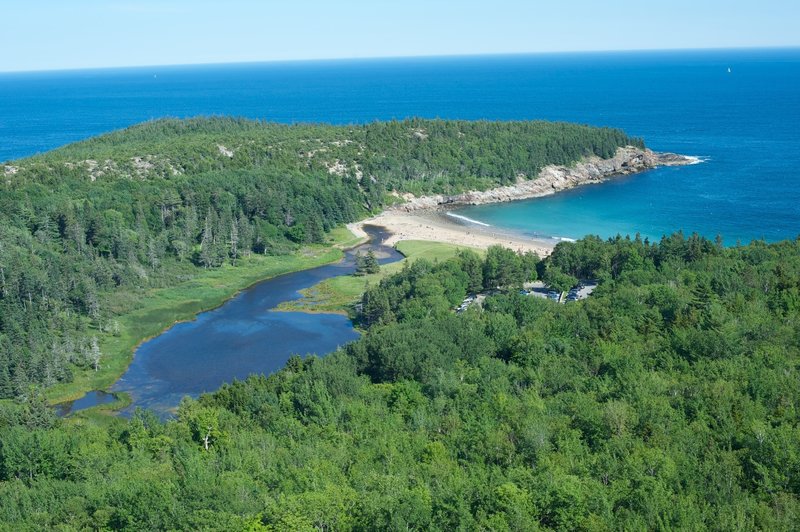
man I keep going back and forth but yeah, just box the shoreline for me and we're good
[351,212,556,256]
[47,245,348,408]
[53,226,396,415]
[350,146,698,255]
[52,146,696,412]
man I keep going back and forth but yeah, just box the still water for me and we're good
[58,227,400,417]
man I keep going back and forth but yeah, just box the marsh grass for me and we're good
[46,240,348,406]
[278,240,481,315]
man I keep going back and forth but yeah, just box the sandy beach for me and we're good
[348,210,556,256]
[347,146,702,257]
[346,147,698,256]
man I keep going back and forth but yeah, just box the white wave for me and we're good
[685,155,709,165]
[446,212,491,227]
[553,236,577,242]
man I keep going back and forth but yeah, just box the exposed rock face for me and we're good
[392,146,698,212]
[217,144,235,158]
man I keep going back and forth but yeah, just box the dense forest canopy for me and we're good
[0,234,798,529]
[0,117,640,397]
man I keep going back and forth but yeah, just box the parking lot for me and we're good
[521,280,597,304]
[458,280,597,312]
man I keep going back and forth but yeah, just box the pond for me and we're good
[58,226,400,417]
[53,390,118,417]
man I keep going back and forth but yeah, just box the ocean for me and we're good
[2,48,799,243]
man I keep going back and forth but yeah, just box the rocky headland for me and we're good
[391,146,698,212]
[349,146,698,255]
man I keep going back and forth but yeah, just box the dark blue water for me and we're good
[54,391,118,417]
[456,49,800,243]
[110,228,401,416]
[2,49,798,242]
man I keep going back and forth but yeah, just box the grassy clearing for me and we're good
[278,240,481,315]
[328,225,368,249]
[46,237,351,406]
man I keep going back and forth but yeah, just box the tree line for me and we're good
[0,233,798,529]
[0,117,640,396]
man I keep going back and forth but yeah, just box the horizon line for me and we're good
[2,45,798,75]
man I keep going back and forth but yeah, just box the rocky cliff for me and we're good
[392,146,698,212]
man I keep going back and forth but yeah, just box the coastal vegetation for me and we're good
[4,117,797,529]
[44,242,346,404]
[0,117,639,400]
[354,250,380,276]
[277,239,471,314]
[1,233,798,529]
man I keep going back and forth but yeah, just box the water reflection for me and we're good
[54,390,118,417]
[108,226,399,417]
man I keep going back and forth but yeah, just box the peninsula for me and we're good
[0,117,691,405]
[2,117,798,531]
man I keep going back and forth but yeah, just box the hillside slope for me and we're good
[0,117,641,396]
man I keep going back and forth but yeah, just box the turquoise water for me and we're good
[455,53,800,243]
[454,162,774,245]
[2,49,798,242]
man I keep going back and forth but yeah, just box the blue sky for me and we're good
[2,0,798,72]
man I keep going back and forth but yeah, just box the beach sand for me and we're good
[348,210,555,257]
[344,148,699,256]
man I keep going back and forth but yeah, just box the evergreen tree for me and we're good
[363,250,380,274]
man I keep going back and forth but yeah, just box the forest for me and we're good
[0,117,639,397]
[3,117,797,530]
[0,233,798,530]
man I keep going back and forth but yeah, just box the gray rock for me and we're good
[393,146,696,212]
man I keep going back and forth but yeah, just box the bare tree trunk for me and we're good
[229,221,238,266]
[90,337,102,372]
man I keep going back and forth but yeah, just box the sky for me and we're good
[2,0,799,72]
